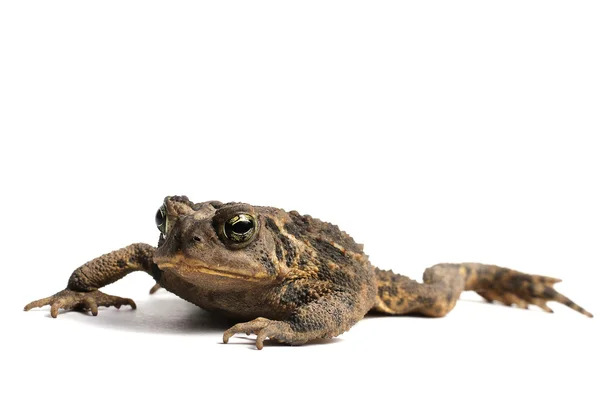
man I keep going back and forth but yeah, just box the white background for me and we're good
[1,1,598,399]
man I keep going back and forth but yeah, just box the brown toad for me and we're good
[24,195,593,349]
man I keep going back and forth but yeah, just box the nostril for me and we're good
[192,235,202,243]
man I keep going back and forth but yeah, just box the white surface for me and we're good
[1,1,599,400]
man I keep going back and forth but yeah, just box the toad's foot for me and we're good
[149,283,162,294]
[223,317,297,350]
[476,273,593,317]
[24,289,136,318]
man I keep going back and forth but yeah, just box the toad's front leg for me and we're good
[223,289,369,349]
[24,243,156,317]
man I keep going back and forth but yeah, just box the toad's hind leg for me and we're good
[373,268,463,317]
[372,263,593,318]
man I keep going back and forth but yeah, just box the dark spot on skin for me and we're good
[281,282,312,306]
[317,262,333,281]
[274,243,283,262]
[509,274,532,292]
[284,222,304,240]
[264,217,287,263]
[396,298,405,306]
[415,295,435,309]
[312,238,347,264]
[384,298,392,307]
[279,235,297,267]
[542,287,556,299]
[446,292,453,304]
[117,260,127,269]
[287,211,311,236]
[378,285,398,298]
[298,256,309,267]
[261,255,277,276]
[316,259,362,293]
[265,217,281,234]
[494,269,507,281]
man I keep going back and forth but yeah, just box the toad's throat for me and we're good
[156,260,265,282]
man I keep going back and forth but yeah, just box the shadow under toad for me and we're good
[44,291,238,335]
[34,293,518,336]
[31,291,344,347]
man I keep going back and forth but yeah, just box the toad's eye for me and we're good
[155,205,167,233]
[224,213,256,243]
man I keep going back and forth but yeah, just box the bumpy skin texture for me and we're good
[24,196,593,349]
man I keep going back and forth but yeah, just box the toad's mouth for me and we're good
[155,257,267,282]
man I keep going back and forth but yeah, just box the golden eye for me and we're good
[224,213,256,243]
[155,205,167,233]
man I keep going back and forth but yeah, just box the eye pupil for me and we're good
[224,214,256,243]
[231,220,253,234]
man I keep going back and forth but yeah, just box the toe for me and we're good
[83,297,99,316]
[256,330,269,350]
[223,324,244,343]
[125,298,137,310]
[50,299,67,318]
[223,329,235,344]
[531,298,553,313]
[504,294,528,309]
[149,283,161,294]
[24,296,52,311]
